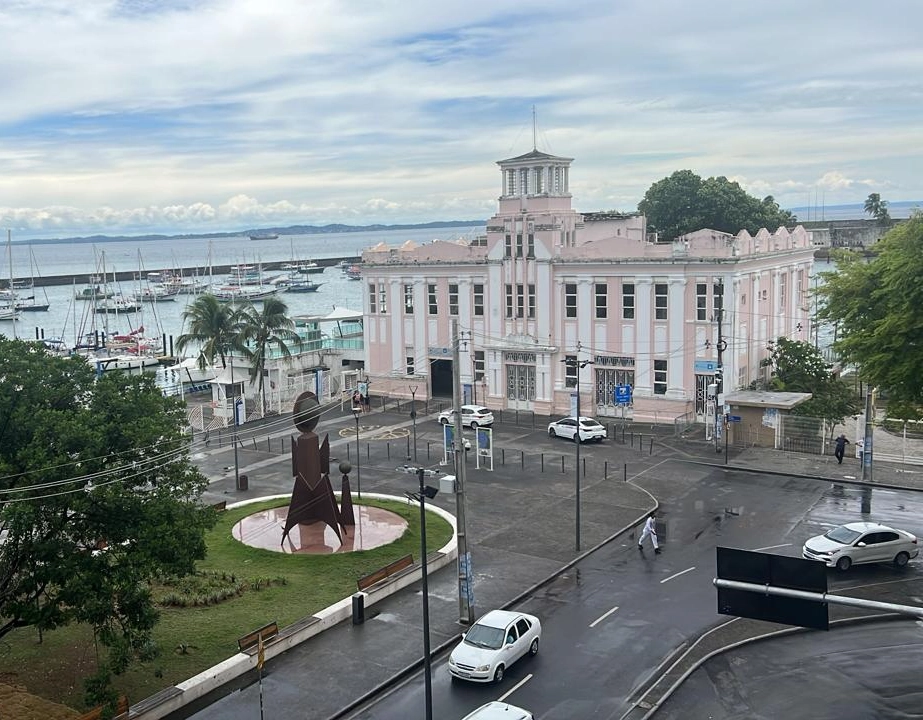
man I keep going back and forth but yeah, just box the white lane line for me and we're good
[589,605,620,628]
[753,543,792,551]
[497,673,532,702]
[660,566,696,584]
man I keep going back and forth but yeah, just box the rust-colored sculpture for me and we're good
[338,461,355,527]
[282,391,348,545]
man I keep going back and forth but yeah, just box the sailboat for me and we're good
[12,245,51,312]
[1,231,23,322]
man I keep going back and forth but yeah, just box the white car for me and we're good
[448,609,541,683]
[802,521,919,571]
[461,702,533,720]
[439,404,494,428]
[547,416,606,443]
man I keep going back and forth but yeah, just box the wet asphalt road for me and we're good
[343,473,923,719]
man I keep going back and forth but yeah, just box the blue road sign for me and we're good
[728,415,742,422]
[614,384,632,405]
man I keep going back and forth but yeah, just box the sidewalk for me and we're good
[165,406,923,720]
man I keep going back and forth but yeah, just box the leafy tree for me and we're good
[638,170,796,241]
[758,337,860,435]
[0,339,215,703]
[816,214,923,403]
[863,192,892,224]
[237,296,302,412]
[176,293,245,370]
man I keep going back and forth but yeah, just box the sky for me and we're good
[1,0,922,238]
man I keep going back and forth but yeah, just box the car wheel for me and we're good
[894,551,910,568]
[836,556,852,572]
[529,638,539,656]
[549,428,556,438]
[470,421,478,429]
[493,664,505,683]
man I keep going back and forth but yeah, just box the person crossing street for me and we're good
[638,513,661,554]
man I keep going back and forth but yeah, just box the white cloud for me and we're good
[0,0,921,236]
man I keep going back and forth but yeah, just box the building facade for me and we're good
[360,149,815,425]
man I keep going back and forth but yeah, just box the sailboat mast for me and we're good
[7,230,18,338]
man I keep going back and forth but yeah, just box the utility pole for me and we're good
[714,279,726,454]
[451,319,475,625]
[416,467,434,720]
[860,386,875,483]
[562,348,593,552]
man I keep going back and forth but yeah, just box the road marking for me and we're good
[753,543,791,551]
[661,567,696,584]
[589,605,620,628]
[497,673,532,702]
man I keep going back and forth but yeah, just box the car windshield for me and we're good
[580,420,601,428]
[825,526,862,544]
[464,623,505,650]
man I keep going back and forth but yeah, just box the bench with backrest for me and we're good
[237,620,279,653]
[356,553,415,592]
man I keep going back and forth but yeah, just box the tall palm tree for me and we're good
[237,296,302,413]
[175,294,244,370]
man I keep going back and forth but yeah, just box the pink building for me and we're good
[360,149,815,426]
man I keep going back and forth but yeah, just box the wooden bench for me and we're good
[356,554,414,592]
[237,620,279,653]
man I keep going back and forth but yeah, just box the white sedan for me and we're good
[547,416,606,443]
[802,521,919,571]
[438,404,494,428]
[448,609,541,683]
[461,702,533,720]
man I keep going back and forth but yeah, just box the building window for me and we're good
[404,284,414,314]
[714,281,723,313]
[368,283,377,314]
[473,350,485,381]
[655,283,668,321]
[516,284,524,318]
[595,282,607,319]
[505,284,513,318]
[473,283,484,317]
[505,170,515,195]
[696,283,708,321]
[406,353,415,376]
[654,359,667,395]
[378,285,387,314]
[505,234,512,258]
[780,273,787,309]
[622,283,635,320]
[428,283,438,315]
[449,283,459,316]
[527,233,535,258]
[565,283,577,318]
[564,354,577,388]
[515,233,524,258]
[528,284,536,318]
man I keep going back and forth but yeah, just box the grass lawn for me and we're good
[0,498,453,711]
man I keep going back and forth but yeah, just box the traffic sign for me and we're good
[727,415,742,422]
[614,384,632,405]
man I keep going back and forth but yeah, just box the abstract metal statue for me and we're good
[282,391,346,545]
[338,461,356,527]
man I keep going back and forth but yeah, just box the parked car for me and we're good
[448,609,541,683]
[461,702,534,720]
[802,521,919,571]
[547,416,606,443]
[438,404,494,428]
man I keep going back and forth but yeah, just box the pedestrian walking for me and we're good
[638,513,661,554]
[834,434,850,464]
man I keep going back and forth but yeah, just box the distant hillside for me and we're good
[16,220,486,245]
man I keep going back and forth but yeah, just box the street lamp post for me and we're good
[406,469,437,720]
[410,384,418,462]
[562,354,593,552]
[352,405,362,500]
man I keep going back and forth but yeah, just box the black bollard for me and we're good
[624,463,628,482]
[541,454,544,472]
[501,448,505,465]
[521,450,524,468]
[605,460,608,479]
[649,437,654,455]
[561,455,565,473]
[387,442,391,460]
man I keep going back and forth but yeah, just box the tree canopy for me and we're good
[637,170,796,242]
[0,339,214,701]
[817,213,923,403]
[863,192,892,224]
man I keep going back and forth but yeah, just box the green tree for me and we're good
[638,170,796,241]
[758,337,860,434]
[175,293,244,370]
[817,213,923,403]
[237,296,302,412]
[863,192,892,224]
[0,339,215,702]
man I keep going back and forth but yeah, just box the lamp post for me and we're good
[562,354,593,552]
[405,469,437,720]
[409,384,418,462]
[352,404,362,500]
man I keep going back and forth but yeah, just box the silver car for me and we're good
[802,521,919,571]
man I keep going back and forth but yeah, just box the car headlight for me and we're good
[475,664,491,672]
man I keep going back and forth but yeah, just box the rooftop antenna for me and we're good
[532,105,537,150]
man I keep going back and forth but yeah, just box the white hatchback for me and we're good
[548,416,606,443]
[802,521,919,571]
[461,702,533,720]
[439,404,494,428]
[448,609,541,683]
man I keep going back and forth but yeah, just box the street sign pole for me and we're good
[724,414,729,465]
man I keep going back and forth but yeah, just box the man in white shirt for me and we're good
[638,513,661,554]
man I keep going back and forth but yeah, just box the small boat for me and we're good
[134,285,180,303]
[77,275,113,301]
[249,232,279,241]
[0,305,19,321]
[96,295,140,314]
[285,279,324,293]
[344,265,362,281]
[13,295,51,312]
[211,285,281,302]
[164,356,219,385]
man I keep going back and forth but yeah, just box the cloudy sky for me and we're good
[1,0,921,238]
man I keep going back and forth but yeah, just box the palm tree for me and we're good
[864,193,891,224]
[236,297,302,413]
[175,294,244,370]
